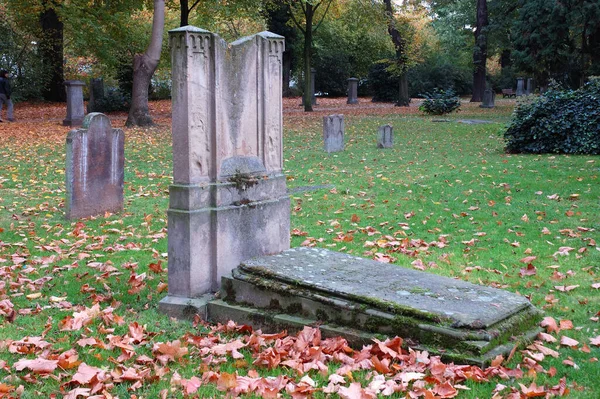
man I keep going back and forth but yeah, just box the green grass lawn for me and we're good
[0,102,598,398]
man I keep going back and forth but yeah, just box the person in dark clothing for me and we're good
[0,70,14,122]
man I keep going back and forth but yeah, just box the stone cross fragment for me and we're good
[65,113,124,219]
[480,89,495,108]
[516,77,525,97]
[377,124,393,148]
[63,80,86,127]
[323,114,345,153]
[159,27,290,316]
[347,78,358,104]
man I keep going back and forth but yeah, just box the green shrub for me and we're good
[418,88,461,115]
[504,80,600,154]
[94,87,130,112]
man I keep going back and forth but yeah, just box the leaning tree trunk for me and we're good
[302,3,314,112]
[470,0,488,102]
[126,0,165,127]
[40,3,65,102]
[383,0,409,106]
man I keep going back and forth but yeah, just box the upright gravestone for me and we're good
[323,114,344,153]
[63,80,86,127]
[87,78,105,113]
[480,89,495,108]
[377,124,393,148]
[516,77,525,97]
[159,27,290,316]
[65,113,124,219]
[526,78,534,95]
[347,78,359,104]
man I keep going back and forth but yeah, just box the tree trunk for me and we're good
[470,0,488,102]
[39,2,65,102]
[126,0,165,127]
[180,0,189,26]
[383,0,409,106]
[303,4,314,112]
[282,50,292,97]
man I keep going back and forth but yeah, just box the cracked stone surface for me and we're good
[240,247,534,329]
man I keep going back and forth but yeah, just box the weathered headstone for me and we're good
[516,77,525,97]
[158,27,290,316]
[87,78,105,113]
[377,124,393,148]
[63,80,86,127]
[65,113,124,219]
[480,89,495,108]
[526,78,535,95]
[347,78,359,104]
[323,114,344,153]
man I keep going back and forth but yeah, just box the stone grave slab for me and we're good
[377,124,393,148]
[210,247,542,366]
[458,119,494,125]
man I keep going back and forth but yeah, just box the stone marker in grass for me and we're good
[480,89,495,109]
[158,27,290,316]
[63,80,86,127]
[65,113,124,219]
[323,114,344,153]
[377,124,393,148]
[347,78,359,104]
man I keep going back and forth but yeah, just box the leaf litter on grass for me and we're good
[1,100,599,398]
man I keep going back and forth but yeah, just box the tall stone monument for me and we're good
[65,113,124,219]
[526,78,535,95]
[159,27,290,316]
[377,124,393,148]
[63,80,86,127]
[516,77,525,97]
[323,114,345,153]
[347,78,359,104]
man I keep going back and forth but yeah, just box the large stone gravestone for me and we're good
[63,80,86,127]
[516,77,525,97]
[347,78,359,104]
[65,113,124,219]
[323,114,344,153]
[159,28,543,366]
[377,124,393,148]
[480,89,495,108]
[158,27,290,315]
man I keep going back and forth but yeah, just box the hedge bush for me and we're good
[505,79,600,154]
[419,88,461,115]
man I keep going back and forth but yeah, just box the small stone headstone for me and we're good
[323,114,344,153]
[65,113,124,219]
[87,78,105,113]
[480,89,495,108]
[63,80,86,127]
[516,77,525,97]
[347,78,358,104]
[377,124,393,148]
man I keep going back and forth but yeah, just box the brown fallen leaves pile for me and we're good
[0,298,577,399]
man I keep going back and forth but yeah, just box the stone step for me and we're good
[212,247,542,367]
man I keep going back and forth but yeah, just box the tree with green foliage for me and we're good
[383,0,411,106]
[285,0,335,112]
[512,0,600,87]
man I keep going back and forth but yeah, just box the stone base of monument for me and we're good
[203,248,542,367]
